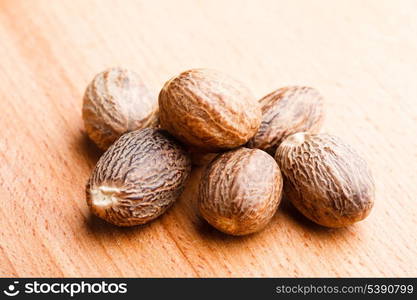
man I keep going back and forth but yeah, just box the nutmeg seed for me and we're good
[199,148,283,235]
[86,128,191,226]
[247,86,324,155]
[159,68,262,152]
[82,67,158,150]
[275,132,375,228]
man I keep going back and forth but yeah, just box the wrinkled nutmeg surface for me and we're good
[82,67,158,150]
[86,128,191,226]
[275,132,374,228]
[247,86,324,155]
[199,148,283,235]
[159,69,261,152]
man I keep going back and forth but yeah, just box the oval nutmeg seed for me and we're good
[199,148,283,235]
[86,128,191,226]
[275,132,375,228]
[82,67,159,150]
[247,86,324,155]
[158,68,262,152]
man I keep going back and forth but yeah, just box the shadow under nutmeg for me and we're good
[73,129,103,168]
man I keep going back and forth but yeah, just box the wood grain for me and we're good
[0,0,416,277]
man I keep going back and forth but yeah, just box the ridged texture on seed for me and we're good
[82,67,158,150]
[275,132,374,228]
[247,86,324,155]
[159,69,261,152]
[86,128,191,226]
[199,148,283,235]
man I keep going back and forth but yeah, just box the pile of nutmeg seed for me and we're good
[83,67,375,235]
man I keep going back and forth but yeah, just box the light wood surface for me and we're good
[0,0,416,277]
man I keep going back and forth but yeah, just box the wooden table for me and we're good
[1,0,416,277]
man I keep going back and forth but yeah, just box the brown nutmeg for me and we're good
[247,86,324,155]
[199,148,283,235]
[186,146,219,167]
[82,67,158,150]
[86,128,191,226]
[158,69,261,152]
[275,132,375,228]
